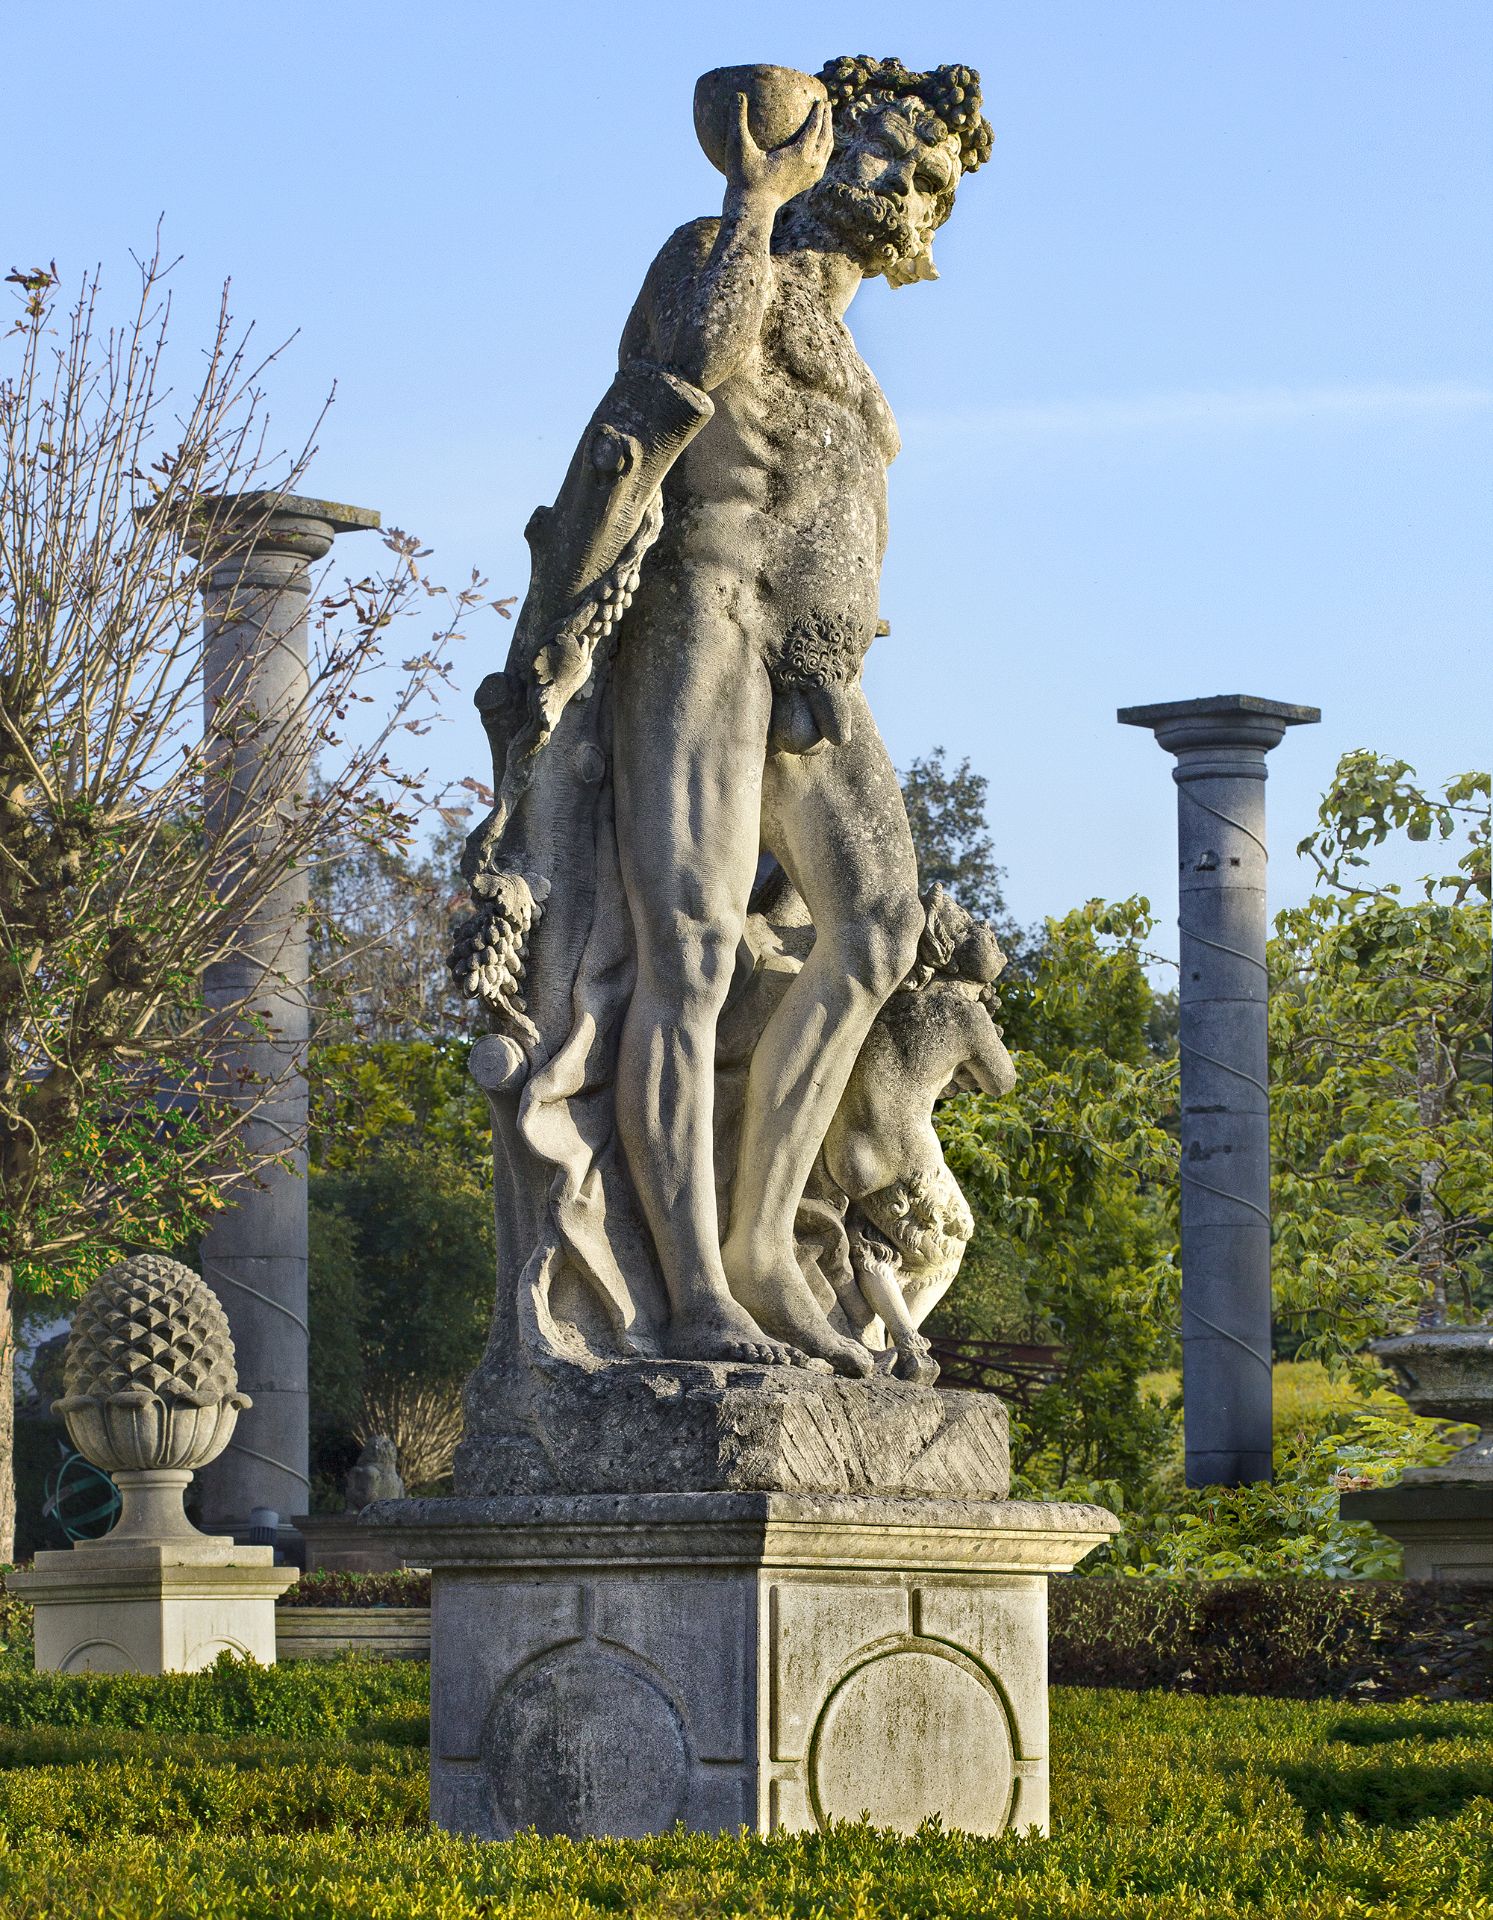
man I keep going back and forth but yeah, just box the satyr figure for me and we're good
[820,886,1015,1382]
[453,58,1002,1391]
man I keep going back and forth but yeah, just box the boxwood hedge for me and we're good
[0,1659,1486,1916]
[1050,1576,1492,1700]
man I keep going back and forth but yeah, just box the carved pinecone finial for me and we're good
[63,1253,241,1409]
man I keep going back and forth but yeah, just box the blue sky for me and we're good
[11,2,1491,954]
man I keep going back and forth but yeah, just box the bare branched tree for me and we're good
[354,1378,465,1491]
[0,246,499,1557]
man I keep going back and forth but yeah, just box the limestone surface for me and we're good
[447,57,1005,1393]
[454,1362,1010,1498]
[54,1254,248,1494]
[367,1490,1118,1840]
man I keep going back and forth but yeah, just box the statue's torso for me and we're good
[653,246,899,658]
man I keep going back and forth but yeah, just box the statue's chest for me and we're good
[762,282,899,462]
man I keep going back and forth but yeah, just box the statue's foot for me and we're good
[664,1297,796,1369]
[891,1341,941,1386]
[722,1233,875,1380]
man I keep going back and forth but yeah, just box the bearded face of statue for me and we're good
[799,103,964,286]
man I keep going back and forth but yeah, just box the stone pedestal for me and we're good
[13,1534,298,1673]
[1340,1324,1493,1582]
[293,1511,408,1573]
[1338,1483,1493,1583]
[368,1490,1116,1840]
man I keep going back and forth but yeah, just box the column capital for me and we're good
[1117,693,1320,759]
[185,490,381,564]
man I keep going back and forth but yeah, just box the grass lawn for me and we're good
[0,1663,1487,1916]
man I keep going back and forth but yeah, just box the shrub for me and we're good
[0,1747,426,1839]
[279,1569,432,1609]
[1050,1577,1492,1700]
[0,1683,1486,1915]
[0,1650,428,1734]
[0,1571,33,1662]
[1097,1411,1475,1578]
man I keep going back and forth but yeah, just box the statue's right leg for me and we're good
[612,604,787,1366]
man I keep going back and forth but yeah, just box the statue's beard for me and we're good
[799,178,935,284]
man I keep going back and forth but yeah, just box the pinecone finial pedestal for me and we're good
[12,1255,298,1672]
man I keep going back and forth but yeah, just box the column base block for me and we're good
[1340,1482,1493,1583]
[293,1511,408,1572]
[12,1537,299,1673]
[368,1491,1117,1840]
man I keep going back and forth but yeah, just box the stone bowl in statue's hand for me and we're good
[693,65,829,177]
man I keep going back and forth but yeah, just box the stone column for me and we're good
[1117,695,1319,1487]
[191,494,380,1535]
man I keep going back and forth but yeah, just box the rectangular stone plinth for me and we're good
[1340,1482,1493,1583]
[293,1511,408,1572]
[13,1541,298,1673]
[457,1362,1011,1498]
[368,1491,1117,1841]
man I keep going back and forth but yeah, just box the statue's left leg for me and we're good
[722,695,923,1373]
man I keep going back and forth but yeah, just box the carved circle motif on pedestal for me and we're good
[808,1641,1015,1835]
[485,1643,689,1838]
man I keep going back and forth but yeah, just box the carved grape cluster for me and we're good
[816,55,993,174]
[449,867,544,1042]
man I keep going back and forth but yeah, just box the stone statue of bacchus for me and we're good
[452,57,999,1399]
[380,66,1115,1857]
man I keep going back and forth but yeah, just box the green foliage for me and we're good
[1271,754,1492,1361]
[281,1569,431,1609]
[0,1684,1488,1916]
[0,1649,427,1736]
[933,897,1180,1500]
[309,1152,492,1399]
[1277,1756,1493,1831]
[308,815,472,1047]
[1104,1412,1473,1579]
[1049,1578,1492,1701]
[308,1040,490,1183]
[306,1200,363,1439]
[0,1569,33,1661]
[308,1148,494,1490]
[899,746,1013,934]
[0,1725,425,1768]
[0,1740,426,1839]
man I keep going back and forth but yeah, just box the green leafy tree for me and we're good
[308,1040,489,1185]
[305,812,494,1189]
[1271,754,1491,1364]
[899,748,1014,938]
[932,896,1181,1504]
[308,814,475,1045]
[308,1150,494,1497]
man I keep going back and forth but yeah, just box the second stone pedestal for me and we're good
[14,1535,297,1674]
[369,1490,1116,1840]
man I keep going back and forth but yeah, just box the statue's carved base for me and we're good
[457,1359,1012,1498]
[367,1489,1118,1840]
